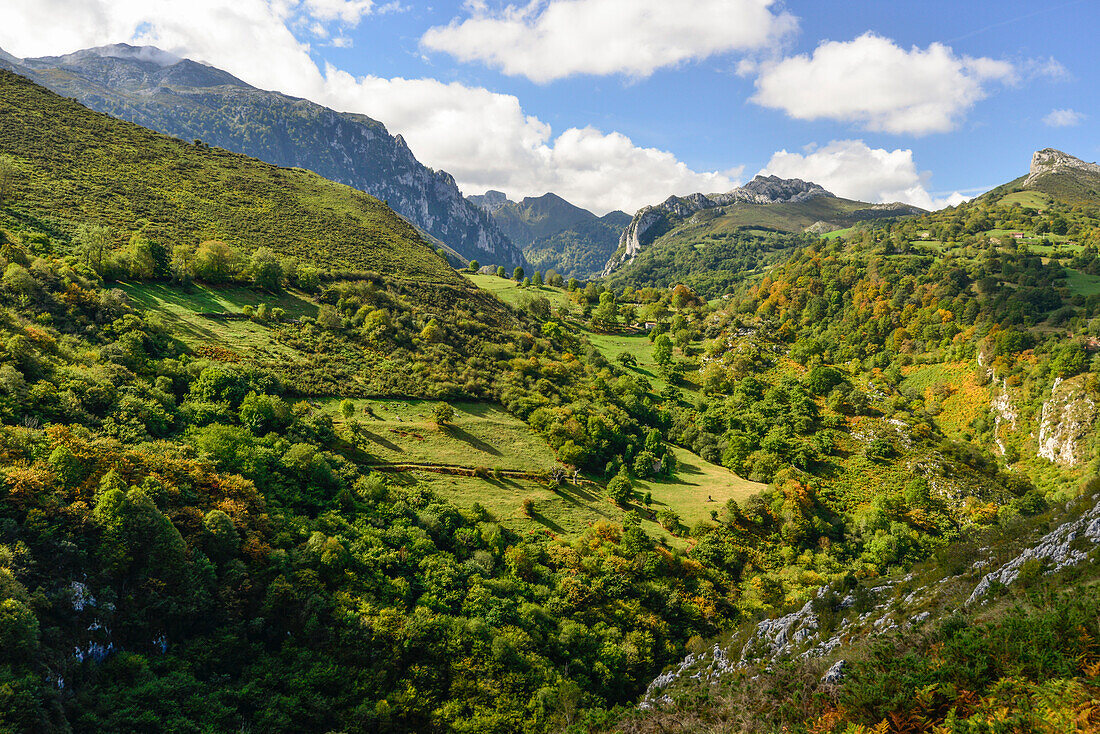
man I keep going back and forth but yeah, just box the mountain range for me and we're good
[468,190,631,279]
[0,43,527,269]
[602,174,926,277]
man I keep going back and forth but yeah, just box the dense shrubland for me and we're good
[0,226,740,732]
[0,197,1048,732]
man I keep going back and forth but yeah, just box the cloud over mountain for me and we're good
[761,140,968,209]
[0,0,741,214]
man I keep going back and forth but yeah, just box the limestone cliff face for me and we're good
[1037,375,1098,466]
[990,377,1019,456]
[600,176,832,276]
[1025,148,1100,187]
[601,208,670,276]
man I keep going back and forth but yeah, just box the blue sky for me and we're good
[1,0,1095,214]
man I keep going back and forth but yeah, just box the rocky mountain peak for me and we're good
[1029,148,1100,178]
[734,174,827,203]
[467,190,513,213]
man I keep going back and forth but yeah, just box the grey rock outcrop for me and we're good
[1037,375,1098,466]
[821,659,847,685]
[968,494,1100,604]
[991,377,1018,456]
[1025,148,1100,187]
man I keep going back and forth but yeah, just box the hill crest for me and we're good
[0,44,526,269]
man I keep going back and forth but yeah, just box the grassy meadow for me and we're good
[321,399,560,471]
[120,281,316,358]
[465,272,573,311]
[321,398,762,540]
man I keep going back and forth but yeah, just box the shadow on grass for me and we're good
[629,366,661,381]
[532,512,565,534]
[122,282,229,312]
[445,425,502,456]
[122,281,317,318]
[358,428,403,453]
[550,483,608,508]
[381,471,419,487]
[480,475,527,491]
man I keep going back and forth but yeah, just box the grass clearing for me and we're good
[821,227,852,240]
[635,447,764,525]
[406,471,632,538]
[322,398,763,541]
[1066,268,1100,297]
[402,444,762,544]
[121,281,316,357]
[321,399,560,471]
[465,273,573,312]
[999,190,1051,209]
[586,331,690,393]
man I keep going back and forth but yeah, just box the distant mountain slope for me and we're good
[0,44,525,268]
[469,190,631,279]
[602,175,925,277]
[522,210,633,280]
[486,193,598,247]
[0,68,473,292]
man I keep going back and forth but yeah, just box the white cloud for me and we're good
[322,67,741,212]
[760,140,968,210]
[1043,108,1085,127]
[0,0,738,214]
[1022,56,1069,82]
[421,0,797,83]
[301,0,374,25]
[376,1,409,14]
[751,33,1016,135]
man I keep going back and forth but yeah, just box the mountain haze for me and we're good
[0,44,526,268]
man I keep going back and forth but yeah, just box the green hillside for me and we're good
[2,45,526,267]
[0,68,462,285]
[686,195,906,234]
